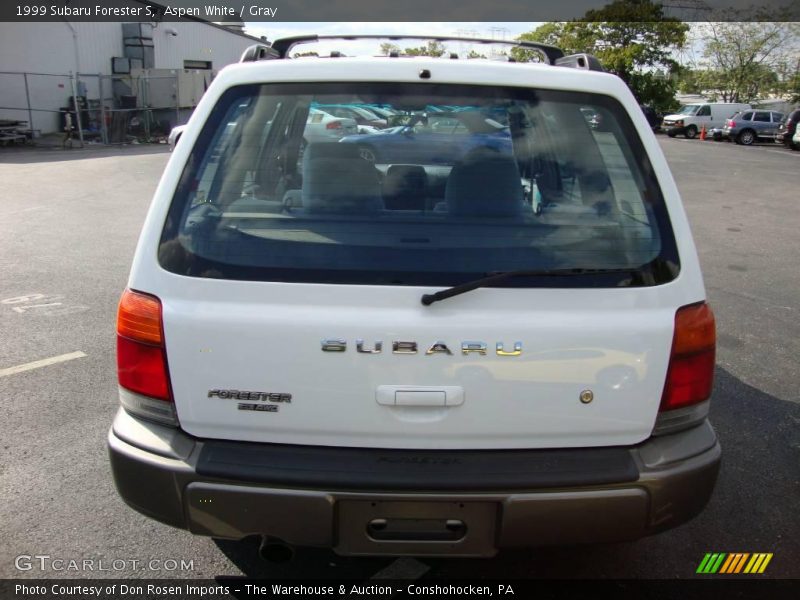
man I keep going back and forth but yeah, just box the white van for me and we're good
[662,102,751,139]
[108,36,720,559]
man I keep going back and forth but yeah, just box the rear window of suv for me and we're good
[160,82,679,288]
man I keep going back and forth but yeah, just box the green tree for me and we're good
[787,63,800,104]
[404,41,446,57]
[674,67,704,95]
[512,23,580,62]
[773,58,800,103]
[379,42,401,56]
[513,0,689,113]
[513,22,579,60]
[698,17,800,103]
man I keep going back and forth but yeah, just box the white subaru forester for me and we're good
[109,35,719,559]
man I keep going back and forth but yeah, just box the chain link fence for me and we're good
[0,69,199,147]
[0,71,76,145]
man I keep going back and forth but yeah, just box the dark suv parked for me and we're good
[640,105,661,131]
[775,108,800,148]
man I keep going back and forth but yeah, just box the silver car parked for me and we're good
[722,110,784,145]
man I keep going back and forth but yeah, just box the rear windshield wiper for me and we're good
[421,268,636,306]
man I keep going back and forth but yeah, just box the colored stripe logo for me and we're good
[697,553,773,574]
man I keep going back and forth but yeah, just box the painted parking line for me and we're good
[0,351,87,378]
[763,148,800,157]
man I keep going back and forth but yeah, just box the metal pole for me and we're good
[23,73,34,143]
[144,73,151,141]
[69,71,84,148]
[99,73,107,145]
[174,71,180,127]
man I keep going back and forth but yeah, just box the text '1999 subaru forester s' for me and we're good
[109,35,720,558]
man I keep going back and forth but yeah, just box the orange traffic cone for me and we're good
[699,124,706,140]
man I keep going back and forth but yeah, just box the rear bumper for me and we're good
[108,408,721,557]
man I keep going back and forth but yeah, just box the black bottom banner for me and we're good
[2,579,798,600]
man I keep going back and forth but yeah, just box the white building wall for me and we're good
[0,21,258,133]
[0,23,118,76]
[152,21,256,70]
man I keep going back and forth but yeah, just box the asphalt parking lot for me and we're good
[0,137,798,582]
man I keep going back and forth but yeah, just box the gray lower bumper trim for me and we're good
[108,409,721,555]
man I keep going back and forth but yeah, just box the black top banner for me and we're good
[1,0,798,22]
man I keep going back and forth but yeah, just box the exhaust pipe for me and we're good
[258,537,295,563]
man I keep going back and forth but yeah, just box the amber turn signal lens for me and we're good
[117,289,163,345]
[672,303,716,355]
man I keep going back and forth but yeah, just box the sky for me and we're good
[243,22,541,57]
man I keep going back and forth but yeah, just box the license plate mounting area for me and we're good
[335,499,498,557]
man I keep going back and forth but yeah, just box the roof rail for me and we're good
[555,53,604,72]
[240,36,605,73]
[239,44,279,62]
[267,35,566,65]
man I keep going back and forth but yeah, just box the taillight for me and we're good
[117,290,176,425]
[727,119,735,128]
[326,121,343,130]
[117,337,171,400]
[660,303,716,412]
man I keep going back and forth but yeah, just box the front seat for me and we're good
[301,143,383,213]
[445,147,525,218]
[383,164,427,211]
